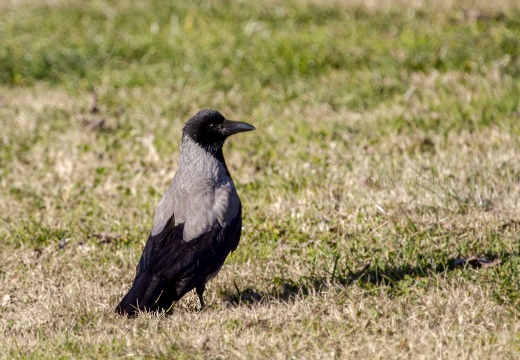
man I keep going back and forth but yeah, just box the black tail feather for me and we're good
[115,272,165,316]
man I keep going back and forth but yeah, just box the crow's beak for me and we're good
[221,120,256,136]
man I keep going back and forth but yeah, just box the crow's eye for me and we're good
[208,123,219,129]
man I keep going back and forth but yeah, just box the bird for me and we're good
[115,109,255,317]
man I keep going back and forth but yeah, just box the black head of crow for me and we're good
[116,109,255,317]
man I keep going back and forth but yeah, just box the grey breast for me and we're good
[150,138,240,241]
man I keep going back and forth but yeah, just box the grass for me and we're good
[1,0,520,358]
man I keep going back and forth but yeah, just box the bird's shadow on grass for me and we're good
[220,251,514,307]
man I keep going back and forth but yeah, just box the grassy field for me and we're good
[1,0,520,358]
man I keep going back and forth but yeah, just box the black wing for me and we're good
[115,203,242,316]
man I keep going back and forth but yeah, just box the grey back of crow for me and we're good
[116,109,255,316]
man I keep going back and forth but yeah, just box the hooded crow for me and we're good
[116,109,255,317]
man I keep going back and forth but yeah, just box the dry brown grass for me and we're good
[1,234,519,358]
[1,82,519,358]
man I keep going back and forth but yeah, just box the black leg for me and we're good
[196,284,205,310]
